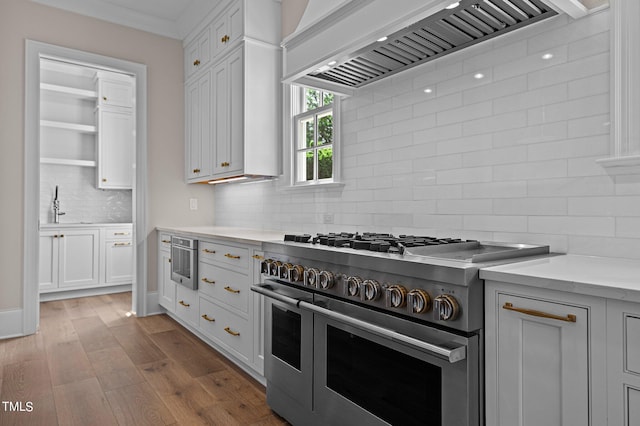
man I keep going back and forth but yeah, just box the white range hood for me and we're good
[282,0,603,95]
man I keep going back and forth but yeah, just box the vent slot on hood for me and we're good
[309,0,558,88]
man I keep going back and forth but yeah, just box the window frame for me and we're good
[289,85,341,187]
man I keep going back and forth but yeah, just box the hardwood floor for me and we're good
[0,292,288,426]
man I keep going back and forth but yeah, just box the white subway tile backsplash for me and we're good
[214,9,640,260]
[529,216,615,237]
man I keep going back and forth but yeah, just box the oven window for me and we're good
[171,246,191,279]
[327,325,442,426]
[272,305,301,370]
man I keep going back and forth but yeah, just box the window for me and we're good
[292,87,340,185]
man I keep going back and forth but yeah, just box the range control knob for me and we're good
[304,268,320,287]
[386,285,408,308]
[289,265,305,282]
[280,263,293,279]
[434,294,460,321]
[346,276,363,297]
[318,271,335,289]
[407,289,432,314]
[260,259,273,274]
[269,260,283,276]
[361,280,382,301]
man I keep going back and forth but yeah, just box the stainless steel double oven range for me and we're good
[252,233,549,426]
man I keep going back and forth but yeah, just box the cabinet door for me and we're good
[97,108,134,189]
[59,229,100,288]
[186,72,211,182]
[105,240,133,283]
[39,231,59,291]
[607,300,640,426]
[158,250,176,313]
[489,292,589,426]
[185,26,211,80]
[99,78,134,108]
[213,48,243,177]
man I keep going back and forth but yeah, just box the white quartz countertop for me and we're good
[41,222,132,229]
[480,254,640,303]
[156,226,286,245]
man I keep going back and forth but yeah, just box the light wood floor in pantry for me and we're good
[0,292,288,426]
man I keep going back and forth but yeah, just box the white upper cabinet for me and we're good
[183,0,281,184]
[212,2,242,58]
[95,71,135,190]
[185,26,212,80]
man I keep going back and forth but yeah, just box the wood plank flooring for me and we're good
[0,292,288,426]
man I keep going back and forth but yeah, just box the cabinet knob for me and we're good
[102,178,107,182]
[221,161,230,167]
[193,59,201,66]
[103,96,107,101]
[221,35,230,43]
[193,168,201,174]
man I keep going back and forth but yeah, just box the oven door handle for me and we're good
[301,299,466,363]
[252,284,466,363]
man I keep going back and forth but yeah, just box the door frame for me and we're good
[24,40,148,334]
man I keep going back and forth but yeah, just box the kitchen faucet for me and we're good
[53,185,65,223]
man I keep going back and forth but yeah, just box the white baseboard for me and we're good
[145,291,164,315]
[0,309,24,340]
[39,284,132,302]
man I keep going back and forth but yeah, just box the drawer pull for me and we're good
[201,314,215,322]
[193,59,201,66]
[193,168,201,174]
[252,254,265,260]
[224,327,240,336]
[161,239,171,243]
[224,253,240,259]
[114,232,130,236]
[203,249,216,254]
[113,242,131,246]
[202,278,215,284]
[179,300,190,307]
[224,286,240,294]
[503,302,577,323]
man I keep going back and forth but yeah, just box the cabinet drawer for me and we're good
[199,263,248,313]
[199,297,250,361]
[106,227,133,240]
[199,241,249,270]
[176,285,199,327]
[159,233,172,251]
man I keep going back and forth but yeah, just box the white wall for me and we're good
[215,9,640,260]
[0,0,216,311]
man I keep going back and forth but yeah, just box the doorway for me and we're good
[24,40,148,334]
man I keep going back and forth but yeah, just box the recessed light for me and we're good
[473,73,484,79]
[327,60,337,66]
[316,65,331,73]
[446,1,460,9]
[541,53,554,60]
[377,36,388,42]
[424,88,433,93]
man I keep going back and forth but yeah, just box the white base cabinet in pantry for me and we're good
[39,224,133,296]
[39,228,100,291]
[485,281,607,426]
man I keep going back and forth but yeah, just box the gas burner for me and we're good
[283,232,473,253]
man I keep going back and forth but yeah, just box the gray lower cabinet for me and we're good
[607,299,640,426]
[485,280,607,426]
[156,230,264,378]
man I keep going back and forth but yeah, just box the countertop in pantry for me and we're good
[480,254,640,303]
[40,222,132,229]
[156,226,286,245]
